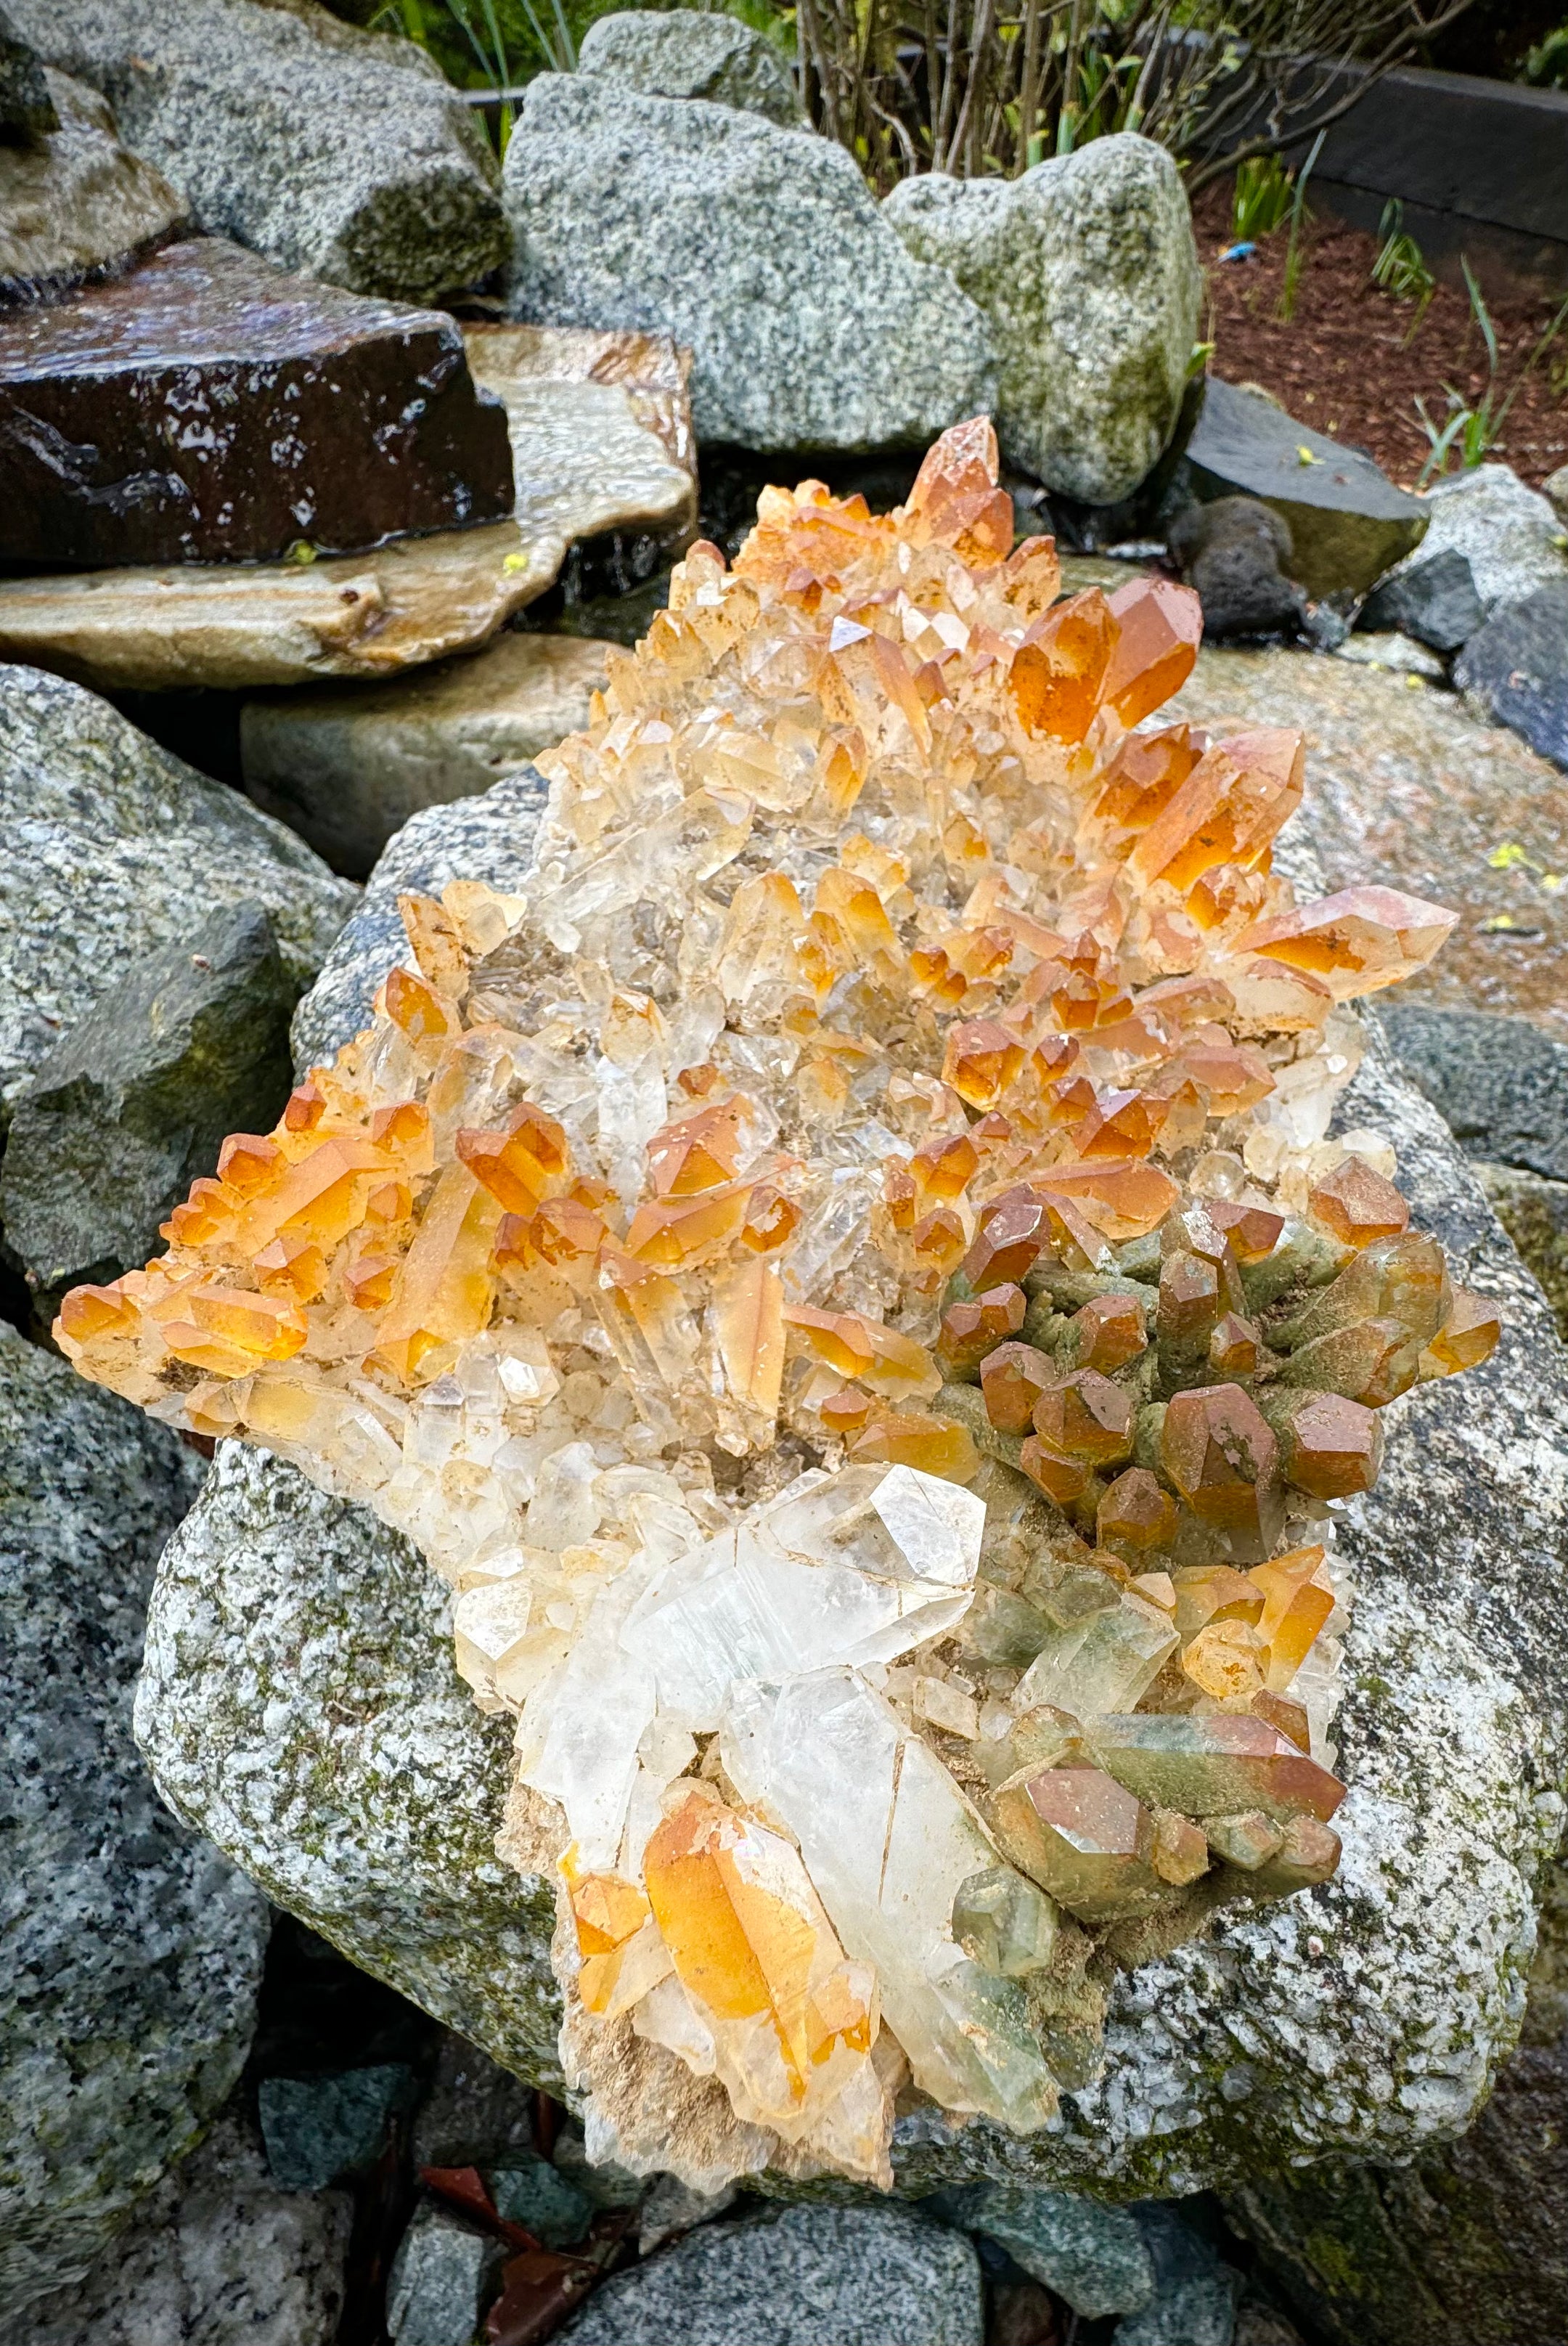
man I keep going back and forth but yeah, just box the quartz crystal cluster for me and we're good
[60,420,1498,2191]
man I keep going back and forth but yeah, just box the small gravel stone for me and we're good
[488,2154,594,2248]
[929,2183,1154,2318]
[387,2205,502,2346]
[258,2065,417,2191]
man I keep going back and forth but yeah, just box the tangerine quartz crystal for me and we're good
[58,420,1498,2194]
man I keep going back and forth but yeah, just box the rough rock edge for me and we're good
[17,2105,351,2346]
[502,74,998,453]
[134,1442,564,2087]
[290,766,547,1074]
[0,662,357,1120]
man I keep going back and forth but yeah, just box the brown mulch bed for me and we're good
[1191,178,1568,492]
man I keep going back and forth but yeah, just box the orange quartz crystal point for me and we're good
[1010,591,1116,744]
[456,1104,571,1216]
[1101,577,1203,728]
[383,964,452,1041]
[1307,1155,1410,1247]
[904,415,1014,562]
[1231,885,1458,995]
[1128,729,1304,895]
[643,1790,878,2134]
[647,1101,748,1196]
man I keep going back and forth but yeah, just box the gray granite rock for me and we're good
[0,899,297,1306]
[1168,378,1428,600]
[560,2204,983,2346]
[1117,2207,1241,2346]
[132,1440,564,2090]
[1383,464,1568,624]
[289,765,547,1072]
[258,2065,417,2191]
[8,0,507,304]
[1229,1852,1568,2345]
[1358,545,1482,653]
[0,68,186,292]
[503,74,997,452]
[387,2204,502,2346]
[0,1324,268,2321]
[1379,1002,1568,1181]
[1117,2273,1239,2346]
[577,9,800,123]
[929,2184,1153,2317]
[0,664,356,1129]
[17,2105,351,2346]
[883,134,1201,503]
[0,0,54,138]
[1455,579,1568,774]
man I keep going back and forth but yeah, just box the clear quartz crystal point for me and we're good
[1015,1592,1178,1717]
[620,1465,982,1729]
[722,1667,1058,2132]
[519,1567,658,1868]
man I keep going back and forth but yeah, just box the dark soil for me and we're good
[1192,179,1568,492]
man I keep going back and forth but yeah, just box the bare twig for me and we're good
[793,0,1481,194]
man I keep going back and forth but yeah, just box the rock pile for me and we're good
[884,134,1202,505]
[504,70,997,453]
[7,0,507,304]
[0,321,695,694]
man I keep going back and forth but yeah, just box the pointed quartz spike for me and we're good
[722,1668,1059,2133]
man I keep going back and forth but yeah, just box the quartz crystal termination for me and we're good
[58,419,1497,2194]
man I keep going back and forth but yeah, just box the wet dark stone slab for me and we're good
[0,235,515,569]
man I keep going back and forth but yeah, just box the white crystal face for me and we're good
[619,1462,982,1727]
[722,1667,1058,2132]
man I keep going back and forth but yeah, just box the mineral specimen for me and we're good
[60,419,1494,2192]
